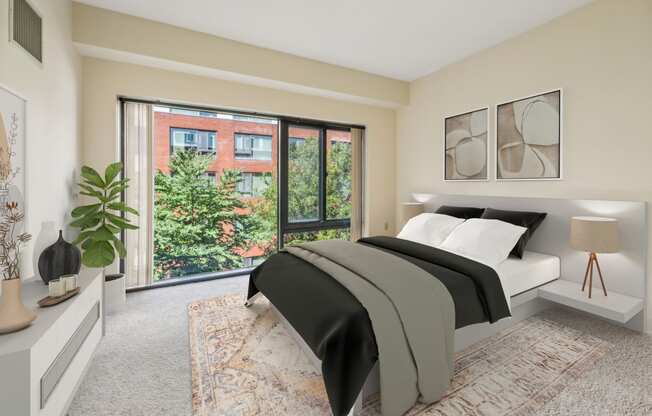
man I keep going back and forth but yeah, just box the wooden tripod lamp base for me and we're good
[581,252,608,298]
[571,216,620,299]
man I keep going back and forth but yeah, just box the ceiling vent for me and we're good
[10,0,43,63]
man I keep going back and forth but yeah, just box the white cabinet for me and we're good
[0,270,103,416]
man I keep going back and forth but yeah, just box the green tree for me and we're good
[153,151,263,279]
[287,137,320,222]
[326,141,352,220]
[248,176,277,255]
[250,136,352,248]
[152,138,354,280]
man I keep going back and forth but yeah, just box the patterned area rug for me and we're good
[188,295,611,416]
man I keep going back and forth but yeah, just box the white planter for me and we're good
[105,274,126,315]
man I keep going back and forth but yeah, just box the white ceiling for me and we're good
[75,0,593,81]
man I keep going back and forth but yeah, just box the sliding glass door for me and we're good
[121,100,363,289]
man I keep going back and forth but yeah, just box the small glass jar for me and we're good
[60,274,78,292]
[48,279,65,297]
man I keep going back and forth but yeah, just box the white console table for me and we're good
[0,269,103,416]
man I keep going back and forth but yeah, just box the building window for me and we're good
[202,171,217,184]
[289,137,305,147]
[171,128,216,155]
[236,172,271,197]
[234,134,272,160]
[331,139,351,146]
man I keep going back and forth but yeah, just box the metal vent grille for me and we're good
[11,0,43,63]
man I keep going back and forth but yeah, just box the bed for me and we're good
[497,250,560,298]
[243,194,648,416]
[245,199,562,413]
[246,236,515,416]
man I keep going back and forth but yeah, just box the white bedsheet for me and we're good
[496,251,560,307]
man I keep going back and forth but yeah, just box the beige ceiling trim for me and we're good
[76,43,403,109]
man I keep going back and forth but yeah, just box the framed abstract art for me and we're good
[444,107,488,181]
[496,89,562,180]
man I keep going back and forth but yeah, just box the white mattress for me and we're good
[496,251,560,298]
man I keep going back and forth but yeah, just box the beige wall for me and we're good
[396,0,652,328]
[72,3,409,107]
[81,57,397,238]
[0,0,82,278]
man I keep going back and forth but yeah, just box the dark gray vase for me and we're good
[37,230,81,284]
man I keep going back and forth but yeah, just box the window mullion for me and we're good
[319,127,327,224]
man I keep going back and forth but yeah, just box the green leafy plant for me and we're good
[153,151,264,280]
[70,163,139,268]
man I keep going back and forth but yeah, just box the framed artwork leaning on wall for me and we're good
[496,89,562,180]
[444,107,489,181]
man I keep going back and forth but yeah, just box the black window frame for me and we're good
[279,120,351,246]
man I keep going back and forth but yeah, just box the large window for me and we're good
[171,128,216,155]
[234,133,272,160]
[122,100,362,289]
[236,172,271,197]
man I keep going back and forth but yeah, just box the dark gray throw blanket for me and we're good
[247,236,510,416]
[287,240,455,416]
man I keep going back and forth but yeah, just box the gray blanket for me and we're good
[286,240,455,416]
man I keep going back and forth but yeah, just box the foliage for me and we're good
[326,141,352,220]
[0,202,31,280]
[152,137,353,280]
[249,136,352,250]
[283,228,351,247]
[70,163,139,268]
[153,151,265,280]
[245,176,277,256]
[287,137,320,221]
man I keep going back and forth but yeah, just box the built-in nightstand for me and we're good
[538,279,643,324]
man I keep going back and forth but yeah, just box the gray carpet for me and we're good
[68,276,248,416]
[69,277,652,416]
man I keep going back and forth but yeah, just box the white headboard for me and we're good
[414,194,647,300]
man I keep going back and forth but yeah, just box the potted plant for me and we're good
[0,201,34,333]
[70,163,138,314]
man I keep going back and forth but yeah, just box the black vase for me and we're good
[37,230,82,284]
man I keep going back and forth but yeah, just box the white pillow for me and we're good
[439,218,527,267]
[397,213,465,247]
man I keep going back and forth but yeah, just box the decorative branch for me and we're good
[0,113,20,192]
[0,201,31,280]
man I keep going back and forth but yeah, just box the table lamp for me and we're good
[399,202,424,230]
[570,216,620,298]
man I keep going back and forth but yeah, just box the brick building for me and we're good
[154,109,278,193]
[153,107,350,267]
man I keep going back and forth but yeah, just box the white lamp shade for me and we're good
[400,203,424,228]
[570,216,620,253]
